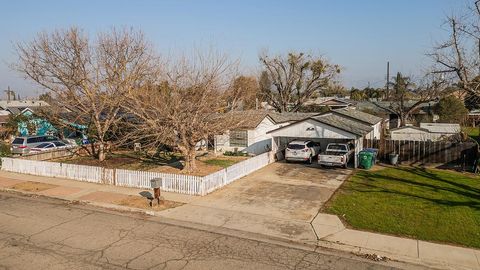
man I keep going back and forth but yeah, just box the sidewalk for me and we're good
[0,171,479,270]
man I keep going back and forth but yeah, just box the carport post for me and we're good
[354,139,358,168]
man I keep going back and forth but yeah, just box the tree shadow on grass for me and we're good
[348,171,480,211]
[404,167,480,195]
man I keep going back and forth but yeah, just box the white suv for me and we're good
[285,140,321,164]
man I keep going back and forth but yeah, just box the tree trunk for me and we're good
[98,142,106,162]
[182,147,197,173]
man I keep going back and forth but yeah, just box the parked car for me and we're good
[285,140,321,164]
[11,135,60,155]
[318,143,354,168]
[30,141,75,152]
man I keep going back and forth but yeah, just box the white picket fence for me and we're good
[0,151,272,196]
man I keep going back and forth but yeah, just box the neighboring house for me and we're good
[214,111,318,155]
[389,123,460,141]
[17,109,56,136]
[0,99,55,137]
[355,100,438,129]
[0,100,49,112]
[467,109,480,127]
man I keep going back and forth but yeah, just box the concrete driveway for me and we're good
[196,161,350,221]
[159,161,351,242]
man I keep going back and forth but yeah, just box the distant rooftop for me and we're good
[0,100,49,110]
[268,112,319,123]
[419,123,460,134]
[332,108,383,125]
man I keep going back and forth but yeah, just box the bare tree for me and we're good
[14,27,158,161]
[125,51,239,173]
[429,1,480,96]
[259,52,340,112]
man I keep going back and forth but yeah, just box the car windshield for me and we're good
[35,143,52,148]
[287,144,306,150]
[12,138,24,144]
[328,144,347,151]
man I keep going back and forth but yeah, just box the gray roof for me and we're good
[228,110,271,129]
[355,100,437,115]
[0,100,49,109]
[389,126,430,133]
[268,112,319,123]
[311,113,373,136]
[6,107,21,114]
[332,108,383,125]
[419,123,460,134]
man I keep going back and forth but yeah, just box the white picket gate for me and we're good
[1,151,272,196]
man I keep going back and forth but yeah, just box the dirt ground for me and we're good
[11,181,58,192]
[118,195,184,211]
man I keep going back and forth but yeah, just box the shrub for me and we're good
[223,151,248,157]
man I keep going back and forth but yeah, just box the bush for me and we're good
[434,96,468,123]
[223,151,248,157]
[0,142,11,157]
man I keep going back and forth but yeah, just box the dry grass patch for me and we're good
[11,181,58,192]
[118,195,184,211]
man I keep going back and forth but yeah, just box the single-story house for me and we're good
[389,123,460,141]
[214,111,318,155]
[267,109,384,167]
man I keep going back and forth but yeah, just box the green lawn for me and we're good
[203,159,238,168]
[326,166,480,248]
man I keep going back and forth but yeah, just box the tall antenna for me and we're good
[386,61,390,100]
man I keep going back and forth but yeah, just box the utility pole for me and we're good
[386,61,390,100]
[4,86,15,102]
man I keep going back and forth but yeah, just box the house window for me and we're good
[230,130,248,147]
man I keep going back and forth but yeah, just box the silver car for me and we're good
[11,135,59,155]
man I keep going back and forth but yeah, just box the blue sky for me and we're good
[0,0,468,97]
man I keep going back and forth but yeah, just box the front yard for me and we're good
[326,166,480,248]
[55,151,247,176]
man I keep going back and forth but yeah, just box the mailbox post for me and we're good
[150,178,162,206]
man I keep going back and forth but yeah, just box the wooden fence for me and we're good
[0,151,273,196]
[363,139,478,165]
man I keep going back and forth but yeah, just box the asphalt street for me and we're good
[0,191,425,270]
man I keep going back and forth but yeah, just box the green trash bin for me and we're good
[359,151,374,169]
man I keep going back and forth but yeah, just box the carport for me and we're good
[267,113,374,168]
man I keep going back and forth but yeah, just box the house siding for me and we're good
[215,117,280,155]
